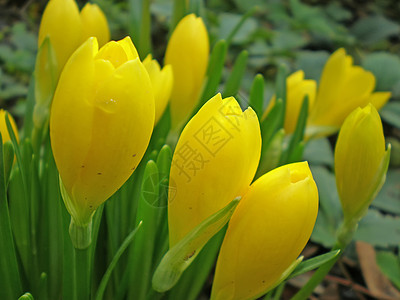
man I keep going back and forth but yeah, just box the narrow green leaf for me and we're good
[256,129,284,177]
[170,0,187,36]
[275,64,288,130]
[288,250,341,279]
[19,293,34,300]
[280,95,308,164]
[39,272,48,300]
[192,40,227,116]
[3,141,14,186]
[22,78,35,140]
[223,50,248,97]
[127,160,160,300]
[226,7,258,46]
[95,222,143,300]
[129,0,151,58]
[0,135,22,299]
[152,197,240,292]
[260,99,283,152]
[168,228,226,300]
[249,74,265,120]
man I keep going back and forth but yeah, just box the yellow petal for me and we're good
[143,56,174,124]
[367,91,391,111]
[0,109,19,143]
[38,0,82,74]
[334,104,386,222]
[50,37,154,224]
[309,48,387,130]
[168,94,261,246]
[262,70,316,134]
[80,3,110,47]
[165,14,209,130]
[211,162,318,300]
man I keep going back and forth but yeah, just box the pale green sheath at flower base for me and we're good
[210,162,319,300]
[50,36,155,249]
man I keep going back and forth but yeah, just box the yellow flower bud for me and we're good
[50,37,154,226]
[334,104,389,223]
[308,48,390,130]
[143,54,173,124]
[38,0,111,74]
[263,70,316,134]
[211,162,318,300]
[168,93,261,246]
[0,109,19,143]
[165,14,209,130]
[80,3,110,48]
[38,0,82,74]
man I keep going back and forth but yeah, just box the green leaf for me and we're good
[19,293,34,300]
[280,95,308,165]
[0,135,22,299]
[295,50,329,83]
[192,40,227,115]
[351,15,400,46]
[363,52,400,93]
[372,169,400,214]
[260,99,283,150]
[376,251,400,290]
[380,102,400,129]
[303,138,334,167]
[310,166,341,248]
[223,50,248,97]
[152,197,240,292]
[355,209,400,247]
[129,0,151,58]
[127,160,160,300]
[288,250,341,279]
[95,222,143,300]
[218,12,258,46]
[249,74,264,120]
[275,64,287,130]
[256,129,284,177]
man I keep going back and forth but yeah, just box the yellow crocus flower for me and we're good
[81,2,111,48]
[211,162,318,300]
[0,109,19,143]
[308,48,390,132]
[38,0,110,74]
[168,93,261,246]
[143,54,173,124]
[165,14,209,130]
[50,37,154,227]
[335,104,389,224]
[263,70,316,134]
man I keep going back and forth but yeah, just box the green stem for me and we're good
[69,217,92,250]
[73,245,91,300]
[170,0,186,36]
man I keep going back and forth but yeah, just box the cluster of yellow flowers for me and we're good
[0,0,391,299]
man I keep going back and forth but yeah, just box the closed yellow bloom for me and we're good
[308,48,390,130]
[38,0,110,74]
[143,54,173,124]
[50,37,154,226]
[335,104,389,223]
[168,93,261,246]
[81,3,110,48]
[263,70,316,134]
[165,14,209,130]
[38,0,82,75]
[211,162,318,300]
[0,109,19,143]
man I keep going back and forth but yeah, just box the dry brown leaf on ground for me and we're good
[356,241,400,300]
